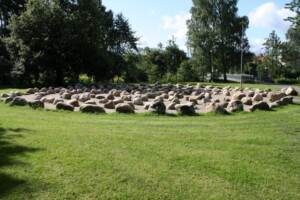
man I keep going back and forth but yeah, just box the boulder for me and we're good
[106,94,115,100]
[132,97,144,105]
[252,94,263,101]
[79,93,91,102]
[281,97,293,105]
[4,97,13,104]
[11,97,28,106]
[227,100,243,112]
[249,101,270,112]
[247,91,255,97]
[167,103,176,110]
[144,102,152,110]
[80,105,106,113]
[202,98,211,104]
[232,92,246,100]
[241,97,252,105]
[141,95,149,101]
[196,83,203,89]
[99,98,109,104]
[104,100,115,109]
[27,88,35,94]
[85,100,97,105]
[175,104,196,115]
[113,99,124,104]
[67,99,80,107]
[71,94,79,100]
[28,100,44,109]
[154,96,164,102]
[115,103,135,113]
[61,92,72,100]
[267,92,286,102]
[206,103,226,113]
[96,95,105,100]
[285,87,298,96]
[121,95,132,101]
[56,102,74,111]
[149,101,166,114]
[53,98,64,105]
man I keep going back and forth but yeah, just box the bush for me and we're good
[79,74,92,84]
[274,78,300,84]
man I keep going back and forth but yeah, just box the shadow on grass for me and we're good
[0,127,40,198]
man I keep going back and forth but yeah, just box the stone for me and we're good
[267,92,286,102]
[106,94,115,100]
[149,101,166,114]
[196,83,203,89]
[67,99,80,107]
[104,100,116,109]
[28,100,44,109]
[132,98,144,105]
[241,97,252,105]
[171,98,180,104]
[204,93,212,99]
[11,97,28,106]
[176,104,196,115]
[144,102,152,110]
[4,97,13,104]
[247,91,255,97]
[189,97,198,104]
[79,93,91,102]
[56,102,74,111]
[85,100,97,105]
[252,94,263,101]
[154,96,164,102]
[27,88,35,94]
[113,90,121,97]
[176,83,183,88]
[71,94,79,100]
[249,101,270,112]
[202,98,211,104]
[167,103,176,110]
[285,87,298,96]
[232,92,246,100]
[116,103,135,113]
[99,99,109,104]
[121,95,132,101]
[227,100,243,112]
[281,97,293,105]
[53,98,64,105]
[95,95,105,99]
[80,105,105,113]
[147,93,157,99]
[113,99,124,104]
[206,103,226,113]
[61,92,72,100]
[141,95,149,101]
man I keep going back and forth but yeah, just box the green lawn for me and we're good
[0,91,299,199]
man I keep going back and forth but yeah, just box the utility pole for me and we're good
[240,21,245,89]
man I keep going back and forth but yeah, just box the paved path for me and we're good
[258,81,300,93]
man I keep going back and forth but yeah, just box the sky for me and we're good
[102,0,296,55]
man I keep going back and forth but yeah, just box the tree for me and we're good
[261,30,283,80]
[163,39,187,74]
[285,0,300,29]
[187,0,249,82]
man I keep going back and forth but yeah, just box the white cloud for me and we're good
[162,12,191,40]
[249,38,265,55]
[249,2,295,33]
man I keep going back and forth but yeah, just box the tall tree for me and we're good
[285,0,300,29]
[187,0,249,82]
[261,30,283,79]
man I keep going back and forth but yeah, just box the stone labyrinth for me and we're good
[1,83,298,115]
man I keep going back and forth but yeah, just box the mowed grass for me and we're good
[0,99,300,200]
[0,83,299,200]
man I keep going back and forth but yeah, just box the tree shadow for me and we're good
[0,127,40,198]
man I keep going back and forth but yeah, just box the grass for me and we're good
[0,90,299,199]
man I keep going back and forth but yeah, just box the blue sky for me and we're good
[102,0,295,55]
